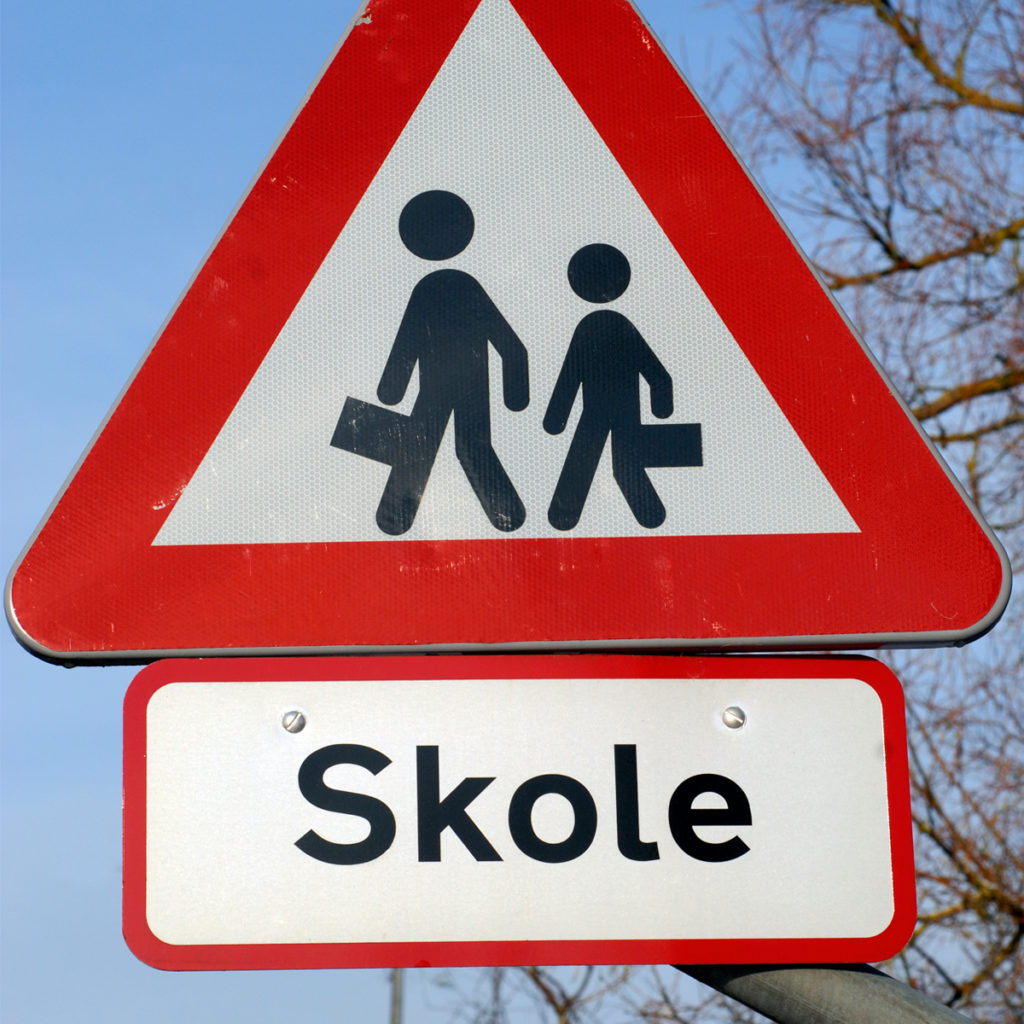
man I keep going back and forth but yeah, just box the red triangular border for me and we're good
[7,0,1009,659]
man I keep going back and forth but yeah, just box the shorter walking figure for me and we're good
[543,243,702,530]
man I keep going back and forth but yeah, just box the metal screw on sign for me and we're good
[281,710,306,734]
[722,706,746,730]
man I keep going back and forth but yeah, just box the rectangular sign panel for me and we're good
[123,655,915,969]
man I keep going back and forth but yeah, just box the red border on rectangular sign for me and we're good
[123,654,916,970]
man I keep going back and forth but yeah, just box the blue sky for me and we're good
[1,2,757,1021]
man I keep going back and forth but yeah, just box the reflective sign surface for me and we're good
[8,0,1007,660]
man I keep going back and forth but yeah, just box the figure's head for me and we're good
[567,243,631,303]
[399,190,475,260]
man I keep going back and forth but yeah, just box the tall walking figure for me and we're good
[332,190,529,535]
[544,243,703,530]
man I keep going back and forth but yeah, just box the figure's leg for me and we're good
[547,418,607,530]
[612,433,666,528]
[375,403,448,535]
[454,415,525,532]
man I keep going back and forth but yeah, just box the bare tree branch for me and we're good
[912,367,1024,420]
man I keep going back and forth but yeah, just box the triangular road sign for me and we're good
[6,0,1009,661]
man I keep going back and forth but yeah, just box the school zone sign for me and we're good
[8,0,1008,659]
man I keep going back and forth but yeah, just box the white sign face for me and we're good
[153,0,856,546]
[123,655,914,969]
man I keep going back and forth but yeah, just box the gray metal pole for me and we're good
[390,966,403,1024]
[676,964,974,1024]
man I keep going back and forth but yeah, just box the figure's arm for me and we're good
[480,289,529,412]
[376,286,422,405]
[543,333,584,435]
[634,326,673,419]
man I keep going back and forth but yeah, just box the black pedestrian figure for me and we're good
[331,190,529,535]
[544,243,702,530]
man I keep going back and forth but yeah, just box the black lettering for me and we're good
[295,744,396,865]
[614,745,659,861]
[416,746,501,862]
[667,773,751,862]
[508,774,597,863]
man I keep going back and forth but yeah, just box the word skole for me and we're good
[296,743,752,865]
